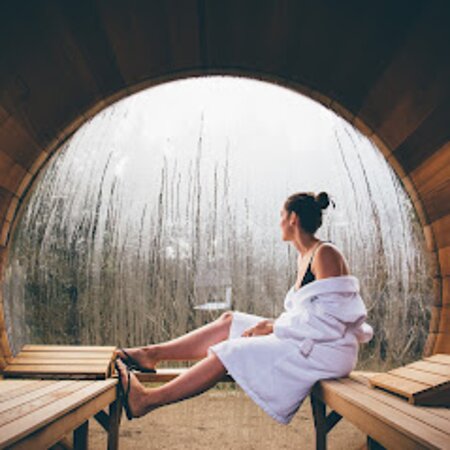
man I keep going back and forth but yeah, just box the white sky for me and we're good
[100,76,341,216]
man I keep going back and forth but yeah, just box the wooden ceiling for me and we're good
[0,1,449,365]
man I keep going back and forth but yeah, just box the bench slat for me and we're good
[4,364,108,373]
[339,378,450,435]
[0,380,79,417]
[4,364,111,381]
[17,351,115,359]
[0,380,57,402]
[408,360,450,377]
[388,367,449,387]
[316,378,449,449]
[9,358,114,366]
[369,372,431,395]
[4,345,116,380]
[10,385,116,450]
[425,354,450,366]
[0,379,42,395]
[0,379,116,448]
[22,345,116,352]
[420,404,450,421]
[0,381,94,428]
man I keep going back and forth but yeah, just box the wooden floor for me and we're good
[0,378,118,449]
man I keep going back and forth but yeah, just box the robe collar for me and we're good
[290,275,360,303]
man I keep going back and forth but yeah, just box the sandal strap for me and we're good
[119,347,157,373]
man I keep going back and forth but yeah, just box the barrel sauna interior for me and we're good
[0,1,448,367]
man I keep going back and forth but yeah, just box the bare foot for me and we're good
[115,345,158,371]
[115,359,158,418]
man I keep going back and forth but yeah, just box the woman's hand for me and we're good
[241,319,274,337]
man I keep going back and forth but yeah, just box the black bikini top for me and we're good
[300,240,332,288]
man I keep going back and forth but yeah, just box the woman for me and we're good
[115,191,373,425]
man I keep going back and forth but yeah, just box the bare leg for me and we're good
[115,350,228,418]
[115,311,233,370]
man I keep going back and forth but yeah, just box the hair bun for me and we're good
[315,192,330,210]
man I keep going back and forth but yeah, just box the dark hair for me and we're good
[284,191,335,234]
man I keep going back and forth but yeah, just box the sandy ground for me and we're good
[89,384,366,450]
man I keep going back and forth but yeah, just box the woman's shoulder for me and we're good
[313,242,350,276]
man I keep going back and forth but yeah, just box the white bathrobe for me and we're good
[207,275,374,425]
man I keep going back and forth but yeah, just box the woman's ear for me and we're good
[290,212,298,227]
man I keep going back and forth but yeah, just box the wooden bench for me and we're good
[0,378,121,450]
[0,345,121,450]
[136,368,450,450]
[3,345,116,380]
[310,372,450,450]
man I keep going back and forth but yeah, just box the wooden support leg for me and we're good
[310,393,327,450]
[74,420,89,450]
[107,397,122,450]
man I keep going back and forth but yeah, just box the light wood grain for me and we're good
[0,379,117,449]
[339,378,450,435]
[369,372,430,395]
[425,353,450,365]
[314,378,449,449]
[22,345,116,352]
[388,367,449,386]
[408,360,450,377]
[17,351,115,359]
[0,381,94,428]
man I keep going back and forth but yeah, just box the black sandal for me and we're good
[117,347,157,373]
[115,361,134,421]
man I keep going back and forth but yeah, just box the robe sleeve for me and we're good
[273,291,373,345]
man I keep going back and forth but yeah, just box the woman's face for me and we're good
[280,207,297,241]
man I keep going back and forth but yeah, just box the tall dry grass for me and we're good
[2,106,433,372]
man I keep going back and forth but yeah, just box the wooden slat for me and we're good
[0,380,78,416]
[389,367,449,386]
[409,141,450,223]
[339,378,450,436]
[4,345,116,379]
[348,371,382,387]
[316,378,449,449]
[438,306,450,334]
[425,353,450,365]
[369,355,450,405]
[0,379,39,395]
[369,372,430,395]
[408,360,450,377]
[4,365,108,373]
[0,381,94,428]
[432,214,450,249]
[22,345,116,352]
[421,404,450,421]
[435,332,450,354]
[0,380,56,402]
[0,379,116,448]
[9,383,117,450]
[9,358,113,365]
[438,246,450,277]
[17,351,115,359]
[0,151,28,194]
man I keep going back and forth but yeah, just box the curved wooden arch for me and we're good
[0,1,449,366]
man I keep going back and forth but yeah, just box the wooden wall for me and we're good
[0,1,448,367]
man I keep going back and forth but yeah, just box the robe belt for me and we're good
[293,325,351,357]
